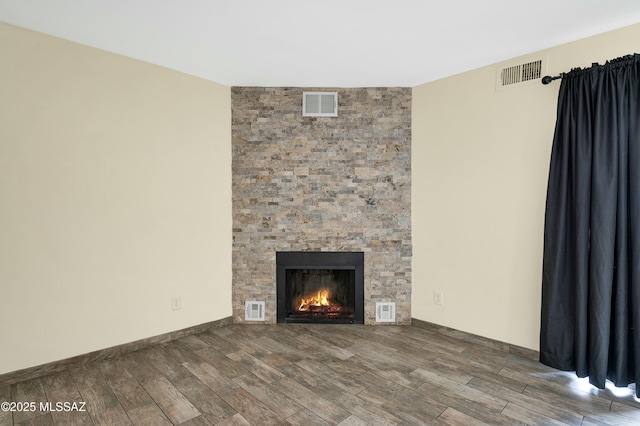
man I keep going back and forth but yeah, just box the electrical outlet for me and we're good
[434,291,444,306]
[172,297,182,311]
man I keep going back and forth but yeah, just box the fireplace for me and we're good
[277,252,364,324]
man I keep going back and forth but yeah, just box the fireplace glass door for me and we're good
[286,268,355,321]
[277,252,364,324]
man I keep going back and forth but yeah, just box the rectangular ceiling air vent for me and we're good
[496,57,547,90]
[303,92,338,117]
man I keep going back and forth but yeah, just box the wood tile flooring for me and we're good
[3,323,640,425]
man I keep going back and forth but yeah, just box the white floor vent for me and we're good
[245,301,265,321]
[303,92,338,117]
[375,302,396,323]
[496,57,547,90]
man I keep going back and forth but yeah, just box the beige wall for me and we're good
[0,23,232,374]
[412,23,640,350]
[2,19,639,375]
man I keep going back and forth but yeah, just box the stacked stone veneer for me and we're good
[232,87,411,325]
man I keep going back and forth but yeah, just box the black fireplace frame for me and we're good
[276,251,364,324]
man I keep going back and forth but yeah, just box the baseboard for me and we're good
[411,318,539,361]
[0,317,233,387]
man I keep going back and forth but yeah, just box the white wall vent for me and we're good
[496,57,547,90]
[245,301,265,321]
[375,302,396,323]
[303,92,338,117]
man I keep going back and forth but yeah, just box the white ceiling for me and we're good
[2,0,640,87]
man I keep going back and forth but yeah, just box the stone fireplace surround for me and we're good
[232,87,411,325]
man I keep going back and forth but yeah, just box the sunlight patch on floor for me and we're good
[532,370,640,401]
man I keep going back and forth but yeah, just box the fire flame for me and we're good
[298,289,330,311]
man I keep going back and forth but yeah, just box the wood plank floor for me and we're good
[3,323,640,425]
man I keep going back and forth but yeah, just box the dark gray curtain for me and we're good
[540,54,640,394]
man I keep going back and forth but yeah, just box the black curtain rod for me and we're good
[541,54,639,85]
[541,73,564,85]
